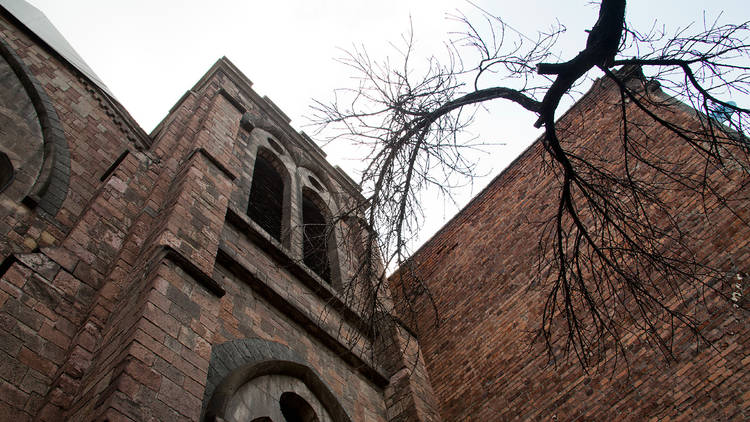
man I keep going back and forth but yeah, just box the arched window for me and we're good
[247,152,285,241]
[302,191,331,283]
[280,392,319,422]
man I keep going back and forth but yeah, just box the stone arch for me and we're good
[297,161,333,200]
[225,375,329,422]
[0,35,69,216]
[201,338,352,422]
[251,122,301,165]
[245,125,292,161]
[297,166,337,211]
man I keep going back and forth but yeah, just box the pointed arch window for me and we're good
[302,191,331,283]
[247,151,285,242]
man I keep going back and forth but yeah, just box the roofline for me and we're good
[395,66,651,270]
[0,1,151,149]
[157,56,364,200]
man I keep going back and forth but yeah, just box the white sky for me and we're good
[22,0,749,250]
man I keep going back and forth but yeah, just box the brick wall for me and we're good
[0,9,436,421]
[394,72,749,421]
[0,9,150,419]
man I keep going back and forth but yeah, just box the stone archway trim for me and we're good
[0,34,69,218]
[202,338,353,422]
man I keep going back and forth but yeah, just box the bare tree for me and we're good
[313,0,750,367]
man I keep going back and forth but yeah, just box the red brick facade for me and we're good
[0,5,437,421]
[1,3,747,422]
[393,70,749,419]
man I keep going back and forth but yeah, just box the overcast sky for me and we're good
[22,0,749,249]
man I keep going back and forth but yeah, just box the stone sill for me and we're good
[223,206,376,342]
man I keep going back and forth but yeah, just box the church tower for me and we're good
[0,2,439,421]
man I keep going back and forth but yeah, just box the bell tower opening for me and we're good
[247,153,285,241]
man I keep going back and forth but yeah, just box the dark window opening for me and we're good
[0,152,13,193]
[280,392,318,422]
[247,154,284,241]
[302,194,331,283]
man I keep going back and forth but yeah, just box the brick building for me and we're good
[0,2,438,421]
[0,1,746,422]
[392,67,749,419]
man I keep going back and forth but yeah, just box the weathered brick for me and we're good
[0,378,29,409]
[0,353,28,385]
[122,358,161,392]
[17,347,57,375]
[18,369,49,395]
[39,322,70,349]
[158,377,200,418]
